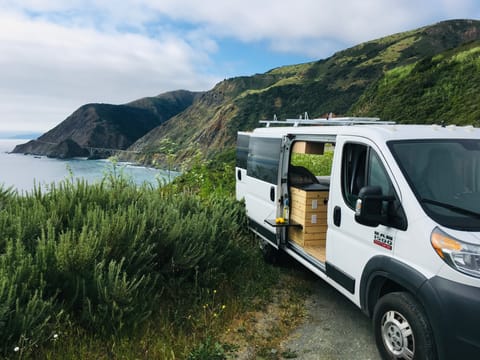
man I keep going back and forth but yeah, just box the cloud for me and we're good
[1,0,479,132]
[0,8,219,132]
[140,0,480,57]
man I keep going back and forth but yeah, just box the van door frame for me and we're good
[280,133,337,248]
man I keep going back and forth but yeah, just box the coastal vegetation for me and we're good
[0,164,304,359]
[0,138,338,359]
[352,40,480,124]
[4,18,480,359]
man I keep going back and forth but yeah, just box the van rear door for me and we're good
[244,135,282,247]
[235,132,250,201]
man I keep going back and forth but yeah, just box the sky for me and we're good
[0,0,479,135]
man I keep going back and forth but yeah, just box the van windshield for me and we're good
[389,139,480,231]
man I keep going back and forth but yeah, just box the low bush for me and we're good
[0,166,267,358]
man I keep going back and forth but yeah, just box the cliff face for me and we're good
[14,138,89,158]
[13,90,202,158]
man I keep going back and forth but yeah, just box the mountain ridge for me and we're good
[12,90,202,158]
[129,19,480,166]
[12,19,480,164]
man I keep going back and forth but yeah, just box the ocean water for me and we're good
[0,139,178,193]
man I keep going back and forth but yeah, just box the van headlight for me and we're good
[431,227,480,278]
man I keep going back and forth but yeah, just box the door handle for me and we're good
[333,206,341,227]
[270,186,275,202]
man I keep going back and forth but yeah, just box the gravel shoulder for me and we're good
[279,278,380,360]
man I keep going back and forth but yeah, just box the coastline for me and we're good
[0,139,178,193]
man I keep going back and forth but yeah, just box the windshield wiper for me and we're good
[420,198,480,219]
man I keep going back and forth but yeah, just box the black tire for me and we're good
[373,292,436,360]
[259,237,280,264]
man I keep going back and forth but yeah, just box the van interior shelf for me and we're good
[264,219,303,228]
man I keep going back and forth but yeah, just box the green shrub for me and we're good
[0,238,60,357]
[291,150,334,176]
[0,168,259,357]
[187,336,228,360]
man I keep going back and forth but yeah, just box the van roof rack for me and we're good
[259,112,395,127]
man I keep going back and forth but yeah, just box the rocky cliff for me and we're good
[13,90,202,158]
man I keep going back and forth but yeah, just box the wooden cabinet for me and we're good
[288,186,329,248]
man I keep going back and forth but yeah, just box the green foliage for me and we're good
[187,336,228,360]
[291,150,334,176]
[0,166,265,358]
[352,41,480,125]
[171,148,236,198]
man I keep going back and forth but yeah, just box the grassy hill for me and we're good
[351,40,480,124]
[129,19,480,166]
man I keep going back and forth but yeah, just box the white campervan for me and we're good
[236,117,480,360]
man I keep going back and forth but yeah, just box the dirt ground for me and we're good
[279,278,380,360]
[224,266,381,360]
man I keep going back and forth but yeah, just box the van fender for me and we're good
[360,256,451,359]
[359,255,428,317]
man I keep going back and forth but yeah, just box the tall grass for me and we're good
[0,166,276,358]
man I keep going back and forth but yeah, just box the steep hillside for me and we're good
[130,19,480,165]
[129,74,284,164]
[13,90,202,158]
[15,20,480,164]
[351,40,480,124]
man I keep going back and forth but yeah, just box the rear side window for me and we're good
[247,137,281,184]
[236,133,250,169]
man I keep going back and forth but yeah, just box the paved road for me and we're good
[280,278,381,360]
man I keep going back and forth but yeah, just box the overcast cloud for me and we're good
[0,0,479,133]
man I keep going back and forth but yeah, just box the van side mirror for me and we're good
[355,186,394,227]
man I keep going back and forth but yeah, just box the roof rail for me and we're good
[259,113,395,127]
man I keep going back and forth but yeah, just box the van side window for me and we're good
[247,137,282,184]
[236,133,250,169]
[342,143,394,209]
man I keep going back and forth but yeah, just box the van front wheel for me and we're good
[373,292,436,360]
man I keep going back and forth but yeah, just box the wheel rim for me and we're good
[380,310,415,359]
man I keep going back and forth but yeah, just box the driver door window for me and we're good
[368,150,394,198]
[342,143,393,209]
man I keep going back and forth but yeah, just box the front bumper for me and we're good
[419,276,480,359]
